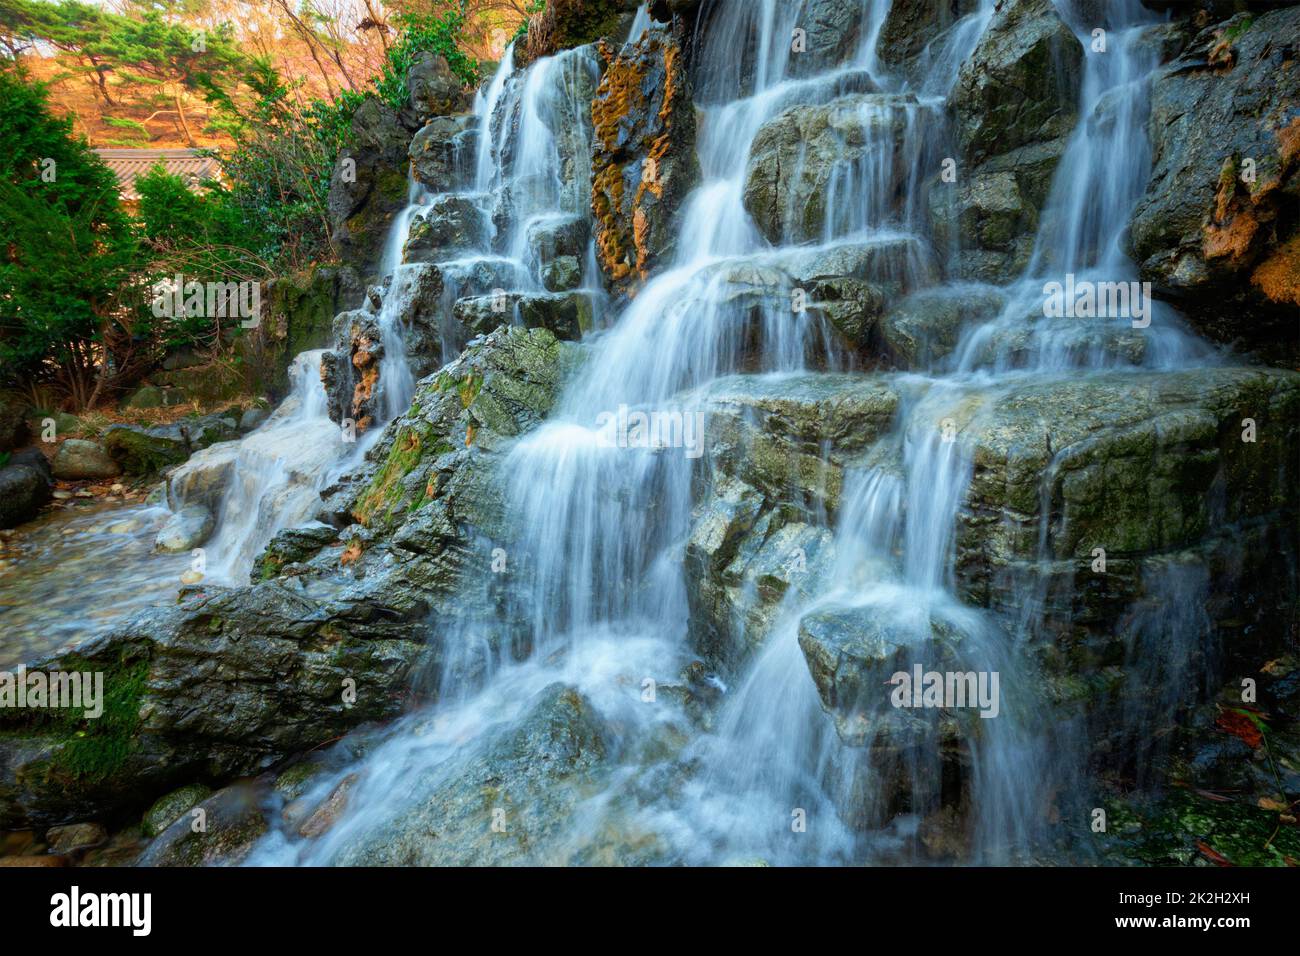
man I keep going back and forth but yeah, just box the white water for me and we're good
[244,0,1233,865]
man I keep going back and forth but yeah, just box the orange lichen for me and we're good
[1251,234,1300,306]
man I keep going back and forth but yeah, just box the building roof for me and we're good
[93,148,223,201]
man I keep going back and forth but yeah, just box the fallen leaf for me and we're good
[1216,707,1264,748]
[1197,842,1234,867]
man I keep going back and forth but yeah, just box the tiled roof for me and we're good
[93,148,223,201]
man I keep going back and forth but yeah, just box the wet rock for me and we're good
[165,441,239,509]
[1128,6,1300,362]
[403,195,489,262]
[239,407,269,431]
[51,439,121,480]
[542,256,583,291]
[45,821,108,855]
[155,505,215,552]
[137,783,269,867]
[333,684,610,864]
[591,29,699,297]
[251,523,339,581]
[409,113,477,192]
[950,0,1082,166]
[936,0,1082,280]
[744,93,932,245]
[142,783,212,837]
[946,366,1300,643]
[518,0,639,66]
[297,772,359,838]
[878,0,984,72]
[327,97,412,275]
[878,286,1006,368]
[242,265,365,399]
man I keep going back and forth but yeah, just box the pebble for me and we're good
[51,491,72,500]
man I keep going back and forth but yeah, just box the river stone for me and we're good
[877,286,1006,369]
[45,821,108,854]
[542,255,583,291]
[333,684,610,865]
[142,784,212,837]
[51,439,121,480]
[0,460,51,529]
[155,504,215,552]
[137,783,269,867]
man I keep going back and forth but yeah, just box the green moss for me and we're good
[353,423,454,530]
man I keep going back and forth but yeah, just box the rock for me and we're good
[591,29,699,296]
[402,195,489,262]
[239,407,269,432]
[0,459,51,529]
[44,821,108,854]
[155,504,215,552]
[327,97,412,275]
[122,385,187,409]
[402,52,469,128]
[240,265,364,400]
[542,255,583,291]
[51,439,121,480]
[251,523,339,581]
[1128,6,1300,362]
[878,0,984,72]
[518,0,639,66]
[878,286,1006,368]
[946,366,1300,648]
[332,684,610,864]
[453,291,594,341]
[165,441,240,509]
[744,93,934,245]
[142,784,213,837]
[409,113,477,192]
[296,772,359,838]
[936,0,1082,279]
[137,783,269,867]
[0,394,29,451]
[950,0,1082,166]
[0,327,576,828]
[101,426,189,475]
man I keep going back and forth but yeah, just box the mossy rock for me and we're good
[142,783,212,838]
[102,427,189,476]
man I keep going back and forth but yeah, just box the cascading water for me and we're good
[246,0,1243,866]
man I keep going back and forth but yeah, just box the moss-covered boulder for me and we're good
[326,97,412,276]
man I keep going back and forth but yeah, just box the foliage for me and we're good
[375,2,482,111]
[0,67,150,409]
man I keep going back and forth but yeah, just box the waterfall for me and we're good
[245,0,1242,866]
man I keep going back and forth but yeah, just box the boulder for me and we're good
[401,52,469,129]
[1128,6,1300,361]
[877,286,1006,368]
[101,426,189,475]
[155,505,215,552]
[0,457,51,529]
[590,29,699,296]
[744,93,934,245]
[137,783,269,867]
[402,195,489,262]
[51,439,121,480]
[123,385,187,409]
[141,783,212,837]
[935,0,1083,280]
[877,0,984,72]
[409,113,477,192]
